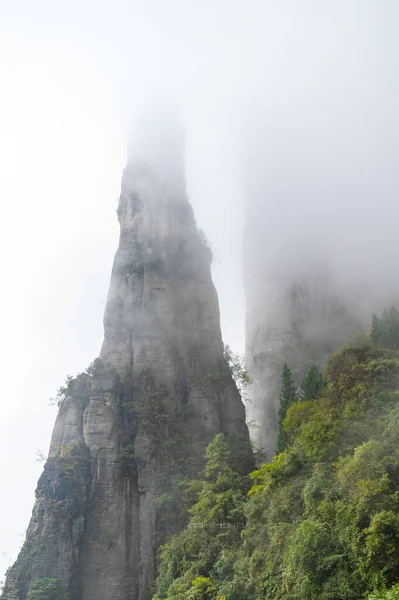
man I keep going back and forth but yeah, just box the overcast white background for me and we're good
[1,0,398,581]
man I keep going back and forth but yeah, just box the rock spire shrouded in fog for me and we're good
[1,112,251,600]
[243,245,359,458]
[243,169,399,460]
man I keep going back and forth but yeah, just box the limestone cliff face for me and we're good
[2,117,251,600]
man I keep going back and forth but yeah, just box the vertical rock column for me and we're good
[1,112,251,600]
[98,113,251,598]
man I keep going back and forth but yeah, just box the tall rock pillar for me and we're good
[1,112,251,600]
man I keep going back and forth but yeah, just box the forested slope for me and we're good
[153,308,399,600]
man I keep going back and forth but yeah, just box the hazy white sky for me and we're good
[1,0,398,580]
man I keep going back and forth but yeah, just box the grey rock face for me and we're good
[2,117,251,600]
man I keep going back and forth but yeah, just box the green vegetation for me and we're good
[277,362,326,453]
[368,585,399,599]
[222,345,250,396]
[27,578,69,600]
[200,345,250,400]
[49,358,104,407]
[277,363,298,452]
[49,374,73,407]
[153,308,399,600]
[153,434,248,600]
[299,363,326,400]
[127,369,195,475]
[85,357,104,375]
[371,307,399,350]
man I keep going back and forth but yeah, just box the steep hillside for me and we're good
[154,311,399,600]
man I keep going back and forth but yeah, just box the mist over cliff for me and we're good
[1,0,399,585]
[242,2,399,454]
[1,113,251,600]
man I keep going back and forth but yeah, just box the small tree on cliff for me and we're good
[277,364,298,452]
[223,344,250,396]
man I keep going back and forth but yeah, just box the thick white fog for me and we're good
[1,0,398,580]
[241,2,399,454]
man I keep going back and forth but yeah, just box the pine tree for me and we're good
[190,434,246,526]
[299,364,326,401]
[277,364,298,452]
[153,435,247,600]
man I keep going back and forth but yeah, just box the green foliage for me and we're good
[27,578,69,600]
[203,434,230,479]
[299,363,326,401]
[201,345,250,402]
[128,370,194,475]
[241,339,399,600]
[277,363,298,452]
[371,307,399,350]
[153,435,247,600]
[85,357,104,375]
[49,374,73,407]
[48,358,104,407]
[154,309,399,600]
[369,584,399,599]
[119,443,136,476]
[222,345,250,396]
[187,576,217,600]
[277,363,326,454]
[190,435,247,527]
